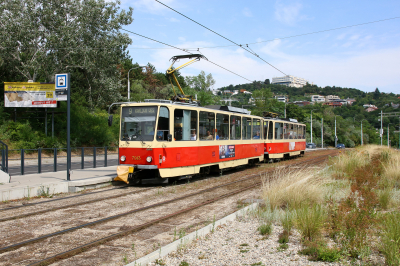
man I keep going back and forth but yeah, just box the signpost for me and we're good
[56,74,71,180]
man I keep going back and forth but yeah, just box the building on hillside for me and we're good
[271,75,308,88]
[366,106,378,112]
[292,101,311,107]
[330,99,348,105]
[391,102,400,109]
[240,89,246,93]
[346,98,356,105]
[243,91,252,95]
[363,104,377,109]
[326,95,340,102]
[323,102,342,108]
[311,95,326,103]
[274,95,288,103]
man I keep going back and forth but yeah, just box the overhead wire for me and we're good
[121,28,252,82]
[154,0,287,75]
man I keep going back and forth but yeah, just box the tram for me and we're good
[109,54,306,184]
[109,100,306,184]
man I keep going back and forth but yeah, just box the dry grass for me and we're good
[261,167,330,210]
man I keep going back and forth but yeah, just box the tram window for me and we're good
[283,123,289,139]
[216,113,229,140]
[268,121,274,139]
[174,109,198,141]
[275,122,283,140]
[253,119,261,139]
[293,125,298,139]
[289,124,294,139]
[263,121,268,139]
[242,117,252,139]
[230,115,241,140]
[156,106,169,141]
[120,106,157,141]
[303,126,306,139]
[199,111,215,140]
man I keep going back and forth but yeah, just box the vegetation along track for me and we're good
[0,151,336,265]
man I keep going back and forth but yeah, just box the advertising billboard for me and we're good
[4,82,57,108]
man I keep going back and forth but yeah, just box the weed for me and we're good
[178,228,186,239]
[240,243,249,246]
[155,259,165,265]
[277,243,288,251]
[240,249,249,253]
[378,188,392,210]
[281,210,295,234]
[295,204,326,241]
[278,230,289,244]
[198,254,207,259]
[173,227,177,241]
[257,223,272,236]
[179,261,189,266]
[38,185,53,198]
[250,262,264,266]
[381,212,400,266]
[211,214,216,233]
[122,254,128,264]
[131,243,136,259]
[299,241,340,262]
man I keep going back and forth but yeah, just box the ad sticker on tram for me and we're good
[219,145,235,159]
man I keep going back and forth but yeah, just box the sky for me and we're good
[120,0,400,94]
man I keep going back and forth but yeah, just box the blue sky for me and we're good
[121,0,400,94]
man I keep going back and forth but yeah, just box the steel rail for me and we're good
[27,154,333,266]
[0,185,130,212]
[0,153,333,255]
[0,187,154,223]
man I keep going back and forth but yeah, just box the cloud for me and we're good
[169,17,180,22]
[242,7,252,17]
[274,0,306,26]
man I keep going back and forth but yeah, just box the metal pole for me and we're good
[284,102,286,118]
[67,73,71,180]
[361,120,363,145]
[45,108,47,136]
[321,118,323,148]
[381,110,383,146]
[388,124,390,148]
[52,111,54,138]
[38,148,41,173]
[81,147,84,169]
[311,111,313,143]
[93,147,96,168]
[335,116,337,148]
[21,149,24,175]
[104,146,107,167]
[54,148,57,172]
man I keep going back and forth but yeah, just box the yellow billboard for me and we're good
[4,82,56,108]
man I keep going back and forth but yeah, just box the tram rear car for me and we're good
[116,101,265,184]
[263,118,306,160]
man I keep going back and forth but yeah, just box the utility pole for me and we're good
[321,118,323,148]
[361,119,366,145]
[128,66,146,101]
[335,116,337,148]
[381,110,383,146]
[387,123,392,148]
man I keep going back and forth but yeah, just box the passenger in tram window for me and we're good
[215,130,220,140]
[191,130,197,140]
[253,131,260,139]
[206,130,213,140]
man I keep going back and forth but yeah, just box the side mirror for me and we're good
[167,134,172,142]
[108,115,113,127]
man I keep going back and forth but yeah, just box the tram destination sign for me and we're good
[4,82,56,108]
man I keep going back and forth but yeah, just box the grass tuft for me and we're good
[381,212,400,266]
[295,204,326,241]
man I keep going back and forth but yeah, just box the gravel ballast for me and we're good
[151,215,339,266]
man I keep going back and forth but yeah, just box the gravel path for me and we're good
[154,217,339,266]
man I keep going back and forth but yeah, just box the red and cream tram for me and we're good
[112,100,306,184]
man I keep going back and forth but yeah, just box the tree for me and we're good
[0,0,133,108]
[185,71,216,91]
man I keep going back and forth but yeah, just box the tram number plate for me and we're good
[219,145,235,159]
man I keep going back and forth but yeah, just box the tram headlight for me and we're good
[146,156,152,163]
[120,155,126,162]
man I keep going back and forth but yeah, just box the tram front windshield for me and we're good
[121,106,157,141]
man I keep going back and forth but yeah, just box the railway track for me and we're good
[0,151,336,265]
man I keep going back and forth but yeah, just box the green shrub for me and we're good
[381,212,400,266]
[258,223,272,236]
[378,189,393,210]
[278,230,289,244]
[296,204,326,241]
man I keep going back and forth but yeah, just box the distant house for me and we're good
[323,102,342,108]
[326,95,340,102]
[293,101,311,107]
[243,91,252,95]
[366,106,378,112]
[346,98,356,105]
[391,102,400,109]
[363,104,377,109]
[311,95,326,103]
[274,95,288,103]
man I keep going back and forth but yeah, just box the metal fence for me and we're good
[0,140,8,173]
[7,147,119,176]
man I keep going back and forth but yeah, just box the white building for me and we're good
[326,95,340,102]
[274,95,288,103]
[311,95,326,103]
[271,75,308,88]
